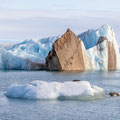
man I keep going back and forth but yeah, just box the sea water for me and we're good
[0,70,120,120]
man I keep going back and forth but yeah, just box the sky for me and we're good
[0,0,120,43]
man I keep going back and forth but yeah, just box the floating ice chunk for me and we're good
[5,81,105,100]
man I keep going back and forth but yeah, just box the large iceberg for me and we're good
[5,81,105,100]
[0,24,120,70]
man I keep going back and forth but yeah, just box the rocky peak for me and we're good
[46,29,92,71]
[66,28,72,32]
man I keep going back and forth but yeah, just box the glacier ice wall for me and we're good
[8,36,60,63]
[5,81,105,100]
[0,36,60,70]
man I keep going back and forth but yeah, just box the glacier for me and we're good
[0,24,120,70]
[5,81,105,100]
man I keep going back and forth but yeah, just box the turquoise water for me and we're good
[0,71,120,120]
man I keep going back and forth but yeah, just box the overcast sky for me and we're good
[0,0,120,43]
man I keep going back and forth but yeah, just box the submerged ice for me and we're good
[5,81,105,100]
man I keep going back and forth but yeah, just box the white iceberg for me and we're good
[79,25,120,70]
[78,24,117,49]
[5,81,105,100]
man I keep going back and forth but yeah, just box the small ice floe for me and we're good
[5,80,105,100]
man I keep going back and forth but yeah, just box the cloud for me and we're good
[0,9,120,43]
[1,9,120,20]
[0,0,120,11]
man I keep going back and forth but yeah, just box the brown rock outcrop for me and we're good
[46,29,92,71]
[96,36,117,70]
[108,41,117,70]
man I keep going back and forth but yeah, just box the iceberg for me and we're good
[0,24,119,70]
[5,81,105,100]
[78,24,116,49]
[78,25,120,70]
[7,36,60,63]
[0,36,60,70]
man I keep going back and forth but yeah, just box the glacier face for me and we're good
[5,80,105,100]
[0,36,60,70]
[7,36,60,63]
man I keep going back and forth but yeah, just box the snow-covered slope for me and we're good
[5,81,105,100]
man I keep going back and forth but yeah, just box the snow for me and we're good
[5,81,105,100]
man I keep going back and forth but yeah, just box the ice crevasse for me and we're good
[5,81,105,100]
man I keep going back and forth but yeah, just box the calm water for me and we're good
[0,70,120,120]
